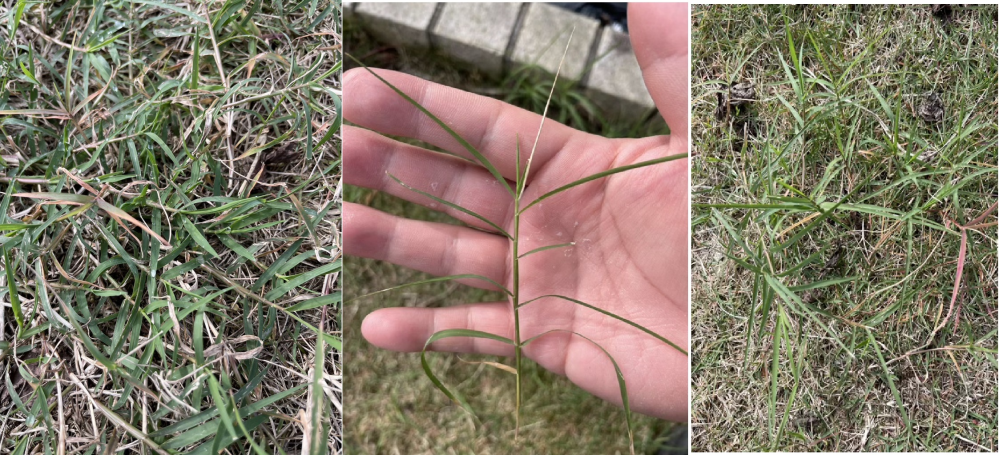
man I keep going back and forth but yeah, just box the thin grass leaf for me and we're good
[712,208,757,259]
[264,259,340,301]
[517,242,574,259]
[387,172,512,239]
[866,329,911,436]
[13,192,172,247]
[8,0,27,42]
[207,375,239,446]
[155,383,305,441]
[767,309,783,443]
[346,54,515,198]
[764,274,855,357]
[774,310,804,449]
[522,329,636,455]
[347,274,512,302]
[0,223,37,231]
[308,317,327,455]
[83,389,171,455]
[519,294,687,355]
[421,329,514,413]
[521,154,687,212]
[285,293,340,313]
[180,216,219,258]
[787,275,858,293]
[251,239,303,292]
[456,357,517,375]
[187,415,269,455]
[3,248,24,332]
[743,269,761,368]
[12,192,93,205]
[521,28,574,185]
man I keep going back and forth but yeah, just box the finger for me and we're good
[344,125,513,232]
[361,302,516,356]
[629,3,689,138]
[344,202,509,290]
[344,68,595,180]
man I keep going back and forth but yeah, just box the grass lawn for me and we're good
[0,1,341,454]
[691,4,997,452]
[343,18,682,455]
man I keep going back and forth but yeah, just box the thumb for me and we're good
[628,3,689,139]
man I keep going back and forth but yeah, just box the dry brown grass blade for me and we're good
[0,109,72,119]
[457,357,517,375]
[71,375,171,455]
[48,252,105,290]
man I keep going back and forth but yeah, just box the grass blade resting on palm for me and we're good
[345,54,515,198]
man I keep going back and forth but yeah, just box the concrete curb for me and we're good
[350,2,656,121]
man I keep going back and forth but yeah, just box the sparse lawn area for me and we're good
[343,18,681,455]
[691,5,997,452]
[0,1,341,454]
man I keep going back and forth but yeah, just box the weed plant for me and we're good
[691,5,997,451]
[0,1,341,453]
[346,35,686,453]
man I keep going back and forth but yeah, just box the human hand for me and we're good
[343,3,688,421]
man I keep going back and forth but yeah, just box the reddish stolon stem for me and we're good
[948,200,997,328]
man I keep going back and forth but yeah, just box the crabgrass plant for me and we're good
[346,38,687,453]
[1,1,341,453]
[692,5,997,451]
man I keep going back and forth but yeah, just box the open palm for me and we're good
[344,4,688,421]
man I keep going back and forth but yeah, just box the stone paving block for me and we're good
[354,2,438,49]
[509,3,599,82]
[586,27,656,121]
[432,3,520,76]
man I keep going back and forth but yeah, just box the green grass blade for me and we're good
[521,154,687,213]
[712,209,757,260]
[3,248,24,332]
[767,310,782,444]
[866,329,911,437]
[387,172,512,239]
[787,275,858,293]
[522,329,635,455]
[158,384,307,445]
[517,242,575,259]
[8,0,27,42]
[347,274,512,302]
[180,216,219,258]
[421,329,514,413]
[207,375,239,444]
[743,265,761,369]
[264,259,341,301]
[346,54,515,198]
[251,239,304,292]
[285,293,341,313]
[773,309,803,449]
[519,294,687,356]
[308,317,327,455]
[187,415,269,455]
[764,274,855,358]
